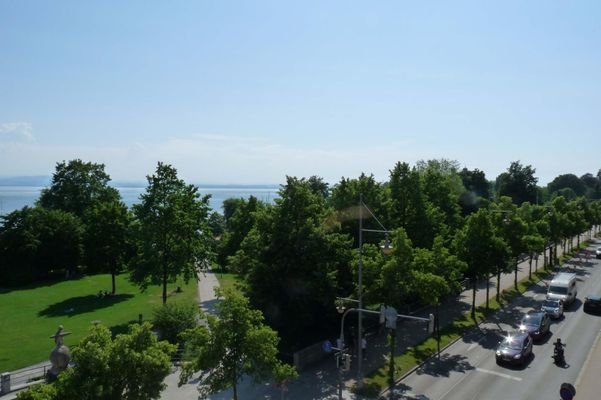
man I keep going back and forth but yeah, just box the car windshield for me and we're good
[549,286,568,295]
[523,315,541,326]
[543,300,560,308]
[502,339,522,350]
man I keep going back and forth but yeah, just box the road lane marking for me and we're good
[475,367,522,381]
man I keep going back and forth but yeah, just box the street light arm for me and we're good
[360,200,389,232]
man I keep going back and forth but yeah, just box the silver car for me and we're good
[541,298,564,319]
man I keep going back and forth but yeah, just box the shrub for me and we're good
[152,301,200,344]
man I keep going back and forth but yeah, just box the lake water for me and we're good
[0,185,279,216]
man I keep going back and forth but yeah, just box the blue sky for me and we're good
[1,1,599,185]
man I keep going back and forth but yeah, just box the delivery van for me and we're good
[546,272,577,306]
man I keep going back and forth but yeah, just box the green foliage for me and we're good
[459,167,491,214]
[83,200,131,293]
[389,162,431,248]
[16,383,58,400]
[58,323,175,400]
[547,173,587,197]
[217,196,265,271]
[37,159,119,219]
[495,161,538,205]
[16,324,175,400]
[328,173,386,247]
[131,162,212,304]
[152,301,200,344]
[241,176,353,350]
[0,206,83,285]
[180,289,297,400]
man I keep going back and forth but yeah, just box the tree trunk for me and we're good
[496,269,501,302]
[233,371,238,400]
[485,275,490,311]
[162,263,168,305]
[528,256,533,280]
[514,257,518,291]
[111,266,116,295]
[471,278,477,319]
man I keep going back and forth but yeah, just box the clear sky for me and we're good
[1,1,599,185]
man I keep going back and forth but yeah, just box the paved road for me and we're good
[394,239,601,400]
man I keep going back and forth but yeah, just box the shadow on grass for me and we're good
[109,320,139,337]
[38,293,134,317]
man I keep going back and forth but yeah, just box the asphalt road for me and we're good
[397,243,601,400]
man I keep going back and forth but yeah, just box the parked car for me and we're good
[519,311,551,340]
[583,294,601,313]
[495,332,533,366]
[595,247,601,259]
[541,299,564,319]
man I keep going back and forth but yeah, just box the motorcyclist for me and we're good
[554,338,565,361]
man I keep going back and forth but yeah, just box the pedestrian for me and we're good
[361,337,367,360]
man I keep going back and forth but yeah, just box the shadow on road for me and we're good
[416,353,475,378]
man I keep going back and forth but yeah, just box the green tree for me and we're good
[241,177,352,350]
[0,207,83,285]
[492,197,528,290]
[547,174,587,198]
[131,162,212,304]
[459,168,491,215]
[18,323,175,400]
[389,162,431,248]
[217,196,265,271]
[83,200,131,294]
[38,159,120,219]
[454,210,504,316]
[152,301,200,344]
[495,161,538,205]
[180,289,297,400]
[328,173,387,247]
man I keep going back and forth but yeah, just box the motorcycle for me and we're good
[553,343,565,365]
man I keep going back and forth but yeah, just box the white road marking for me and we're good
[475,367,522,381]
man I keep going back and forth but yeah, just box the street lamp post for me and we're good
[357,194,393,388]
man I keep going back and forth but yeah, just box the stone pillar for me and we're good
[1,372,11,395]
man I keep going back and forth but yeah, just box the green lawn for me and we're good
[0,274,198,372]
[214,271,244,295]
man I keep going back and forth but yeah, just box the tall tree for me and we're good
[0,206,83,285]
[38,159,119,219]
[328,173,387,247]
[459,168,491,215]
[492,197,528,290]
[241,176,352,350]
[547,174,587,198]
[84,200,131,294]
[131,162,212,304]
[389,162,431,248]
[454,209,505,316]
[180,289,297,400]
[495,161,538,205]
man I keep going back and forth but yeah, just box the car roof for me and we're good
[551,273,576,285]
[586,294,601,301]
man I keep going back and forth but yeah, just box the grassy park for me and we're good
[0,274,197,372]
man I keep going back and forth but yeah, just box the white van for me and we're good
[546,273,577,306]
